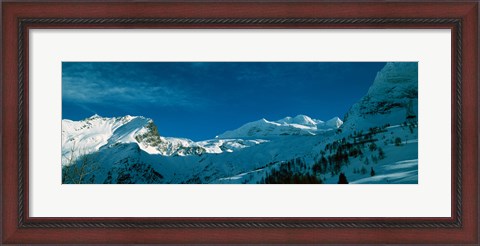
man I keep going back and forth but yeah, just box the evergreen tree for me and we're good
[370,167,376,176]
[361,166,367,175]
[395,137,402,146]
[337,173,349,184]
[378,147,385,160]
[103,171,113,184]
[369,142,377,151]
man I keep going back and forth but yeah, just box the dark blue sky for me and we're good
[62,62,386,140]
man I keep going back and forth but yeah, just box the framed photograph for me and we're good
[2,0,478,244]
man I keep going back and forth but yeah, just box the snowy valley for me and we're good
[62,62,418,184]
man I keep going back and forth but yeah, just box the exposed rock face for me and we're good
[342,62,418,131]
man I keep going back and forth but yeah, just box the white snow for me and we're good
[342,62,418,132]
[217,115,342,139]
[61,115,269,165]
[61,62,418,185]
[61,115,145,165]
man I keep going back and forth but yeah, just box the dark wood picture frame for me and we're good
[2,1,478,244]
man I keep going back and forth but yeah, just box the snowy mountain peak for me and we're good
[277,114,317,126]
[62,63,418,185]
[88,114,101,119]
[62,115,152,165]
[259,118,271,124]
[217,115,341,139]
[342,62,418,131]
[62,114,271,165]
[293,114,316,124]
[121,115,136,121]
[326,117,343,128]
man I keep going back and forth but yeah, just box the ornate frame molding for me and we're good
[16,17,463,229]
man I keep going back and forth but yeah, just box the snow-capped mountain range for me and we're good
[62,114,341,165]
[62,62,418,184]
[217,115,342,139]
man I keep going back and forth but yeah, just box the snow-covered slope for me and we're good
[61,115,147,165]
[342,62,418,131]
[217,115,342,139]
[62,113,336,165]
[62,62,418,184]
[62,115,268,165]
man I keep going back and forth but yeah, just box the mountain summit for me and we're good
[62,114,339,165]
[61,63,418,184]
[217,115,342,139]
[342,62,418,131]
